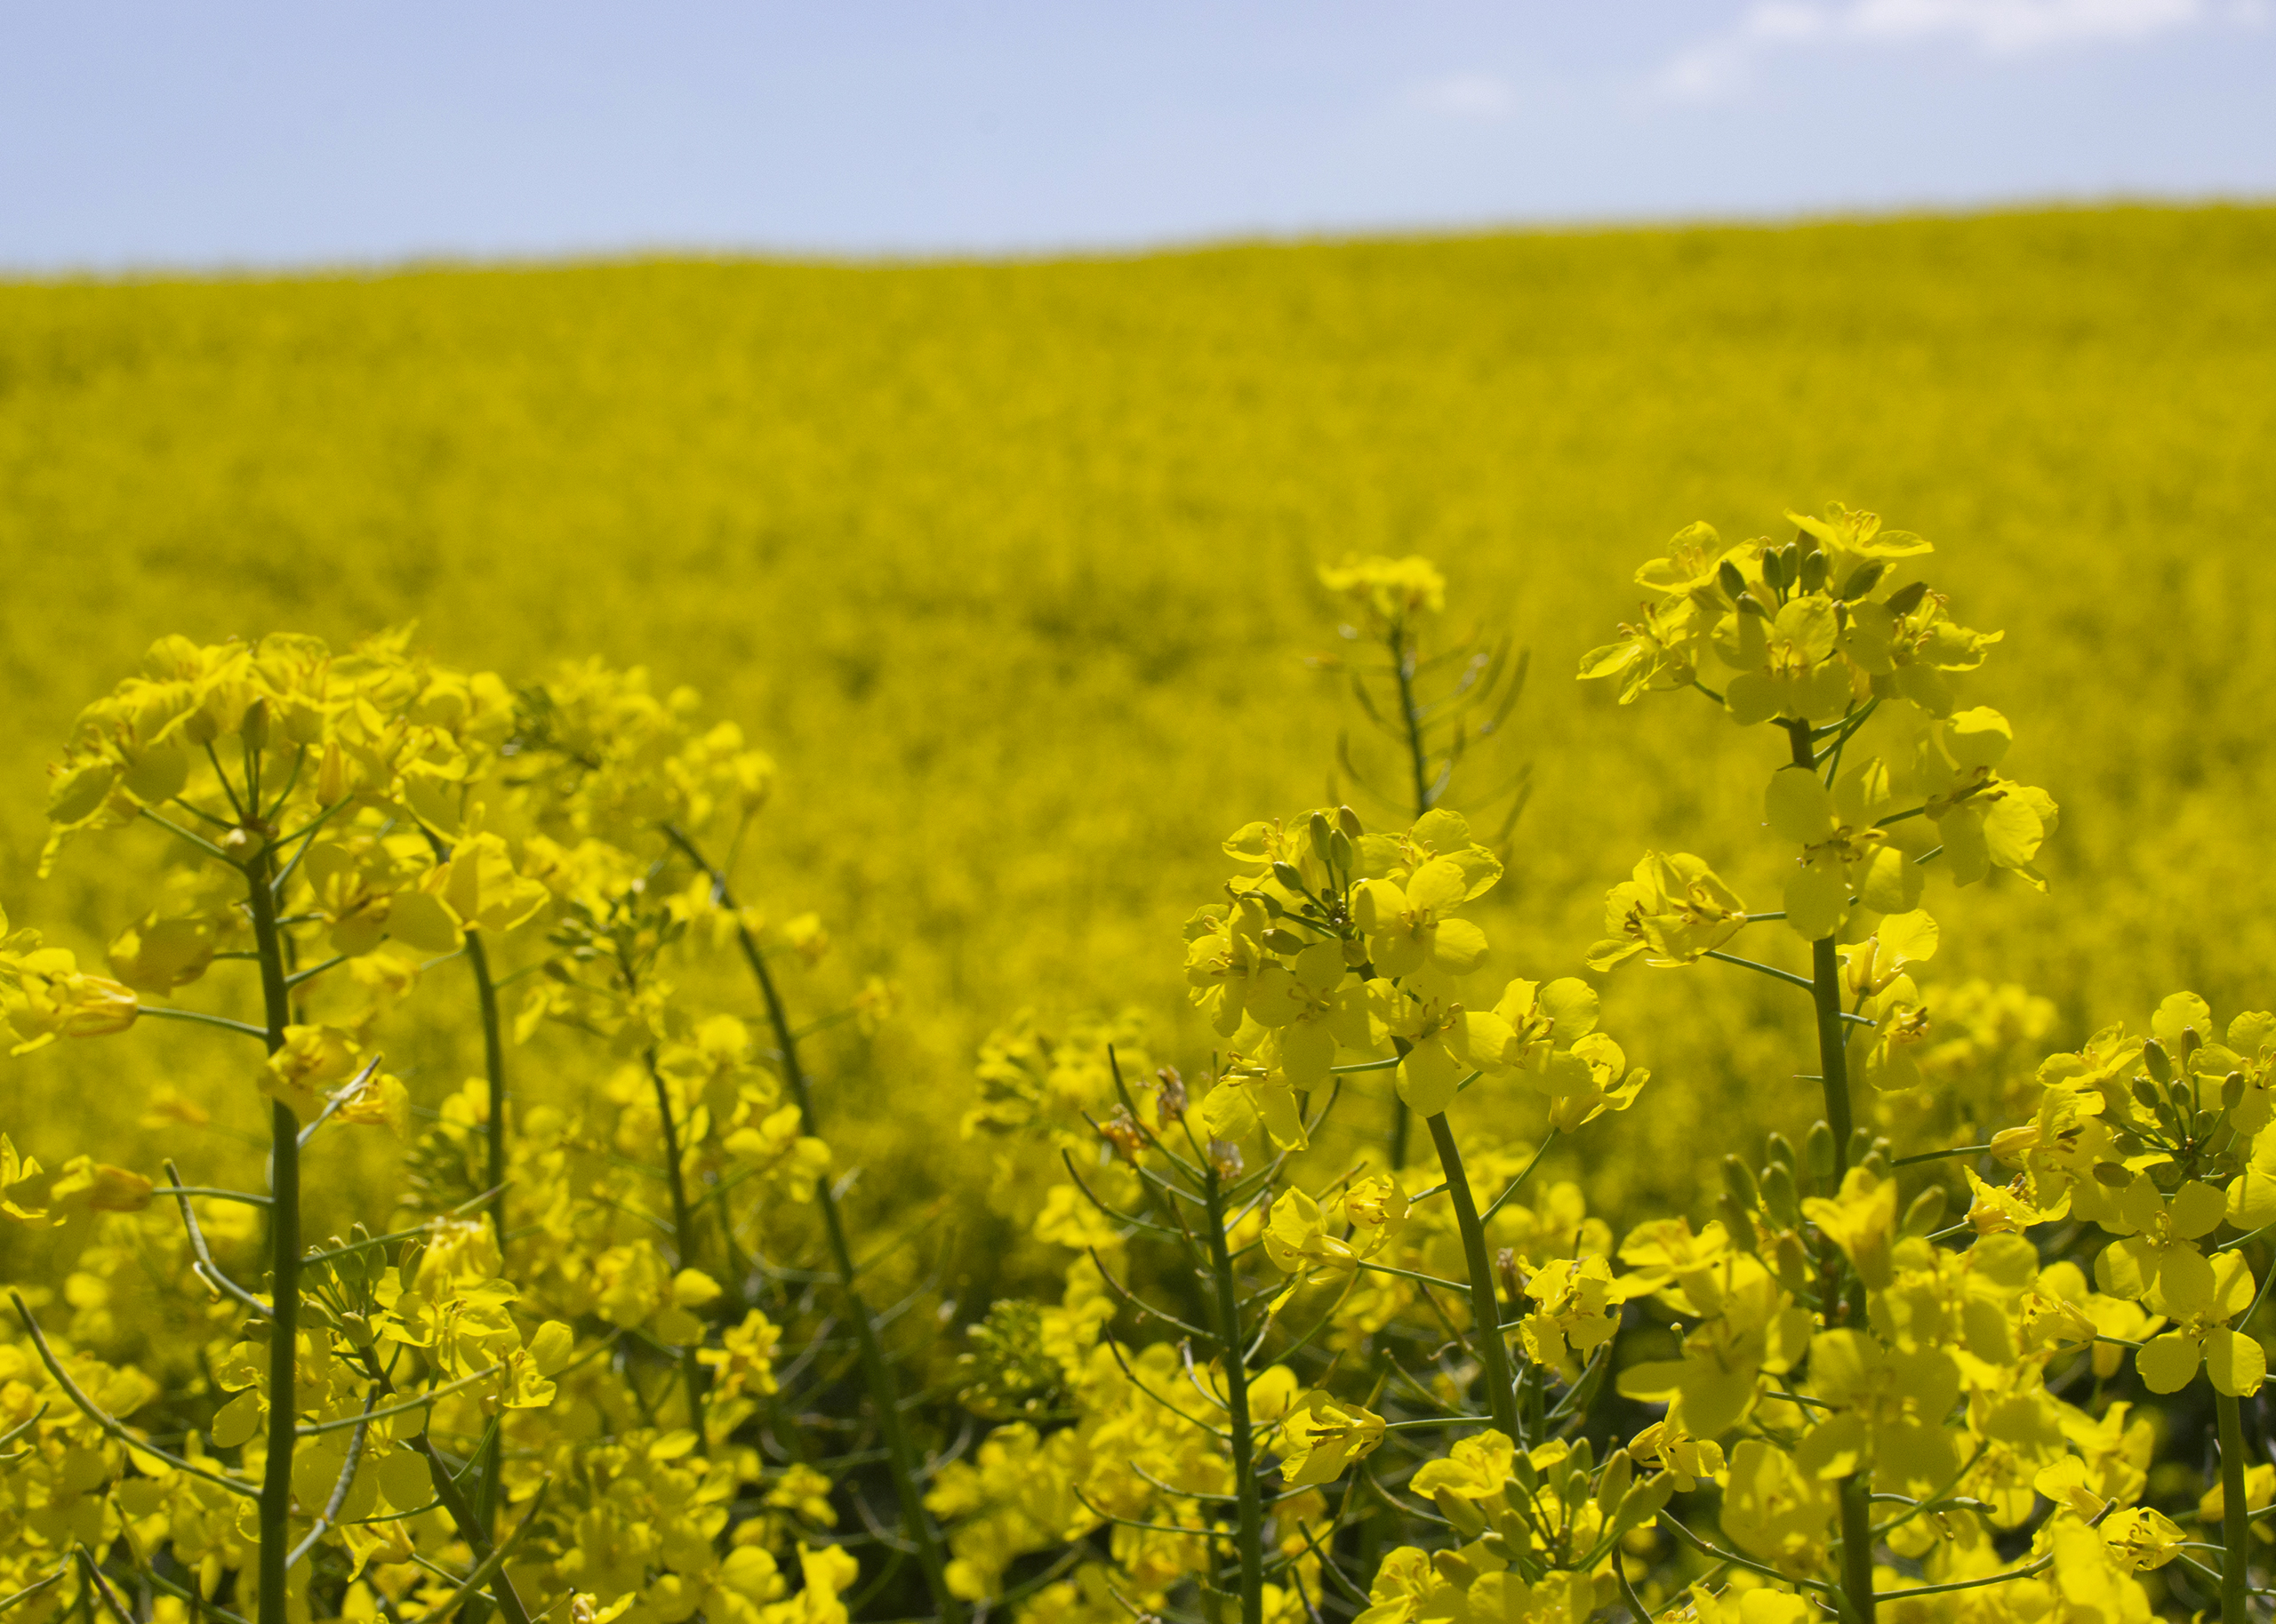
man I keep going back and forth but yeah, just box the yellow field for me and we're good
[4,204,2270,1235]
[4,204,2276,1624]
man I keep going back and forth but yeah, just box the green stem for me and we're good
[1201,1155,1265,1624]
[244,848,297,1624]
[463,932,510,1249]
[642,1047,709,1441]
[665,825,966,1623]
[1427,1112,1520,1442]
[2221,1389,2252,1624]
[1787,719,1873,1624]
[464,928,511,1563]
[1389,621,1431,1173]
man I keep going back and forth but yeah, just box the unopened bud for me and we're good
[1261,928,1306,956]
[1595,1448,1634,1515]
[1759,1162,1802,1231]
[1799,550,1829,593]
[1884,580,1930,616]
[1774,1232,1813,1294]
[1900,1187,1948,1239]
[1717,559,1748,599]
[1270,860,1306,894]
[1839,559,1889,601]
[2143,1040,2172,1084]
[2224,1072,2247,1113]
[2092,1162,2133,1189]
[1761,548,1789,591]
[1717,1193,1759,1255]
[1765,1132,1796,1172]
[1308,812,1334,864]
[1803,1121,1837,1187]
[240,700,269,751]
[2181,1026,2204,1060]
[1337,804,1365,839]
[1436,1488,1488,1540]
[1722,1155,1759,1212]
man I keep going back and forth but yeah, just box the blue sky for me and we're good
[2,1,2270,271]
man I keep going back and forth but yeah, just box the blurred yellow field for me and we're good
[4,204,2276,1624]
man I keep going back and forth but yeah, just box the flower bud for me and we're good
[1803,1121,1837,1188]
[1717,1193,1759,1255]
[2092,1162,2133,1189]
[1435,1487,1487,1540]
[1270,860,1305,894]
[2224,1071,2247,1113]
[1261,928,1306,956]
[1799,550,1829,594]
[1900,1186,1947,1239]
[1759,1162,1803,1231]
[2143,1040,2172,1084]
[1594,1448,1634,1515]
[1774,1231,1813,1294]
[1308,811,1334,865]
[1765,1132,1795,1172]
[1718,559,1748,599]
[1839,558,1889,600]
[1761,548,1789,592]
[1884,579,1930,616]
[1336,804,1364,839]
[1722,1155,1759,1212]
[240,699,269,751]
[1329,828,1355,874]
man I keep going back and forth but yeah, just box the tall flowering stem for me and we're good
[661,824,966,1624]
[244,827,300,1624]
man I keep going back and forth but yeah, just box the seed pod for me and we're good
[1718,559,1748,599]
[1901,1186,1948,1239]
[1723,1155,1760,1212]
[2143,1040,2172,1084]
[1799,550,1829,593]
[1839,559,1889,600]
[1884,579,1930,615]
[1804,1121,1837,1187]
[1337,804,1365,839]
[1760,1162,1803,1231]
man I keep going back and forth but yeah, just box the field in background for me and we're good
[3,204,2272,1276]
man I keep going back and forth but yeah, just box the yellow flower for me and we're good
[1277,1390,1386,1488]
[1587,852,1747,971]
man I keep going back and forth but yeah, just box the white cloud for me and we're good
[1411,72,1519,121]
[1655,0,2242,99]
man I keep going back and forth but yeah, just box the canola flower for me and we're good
[4,502,2275,1624]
